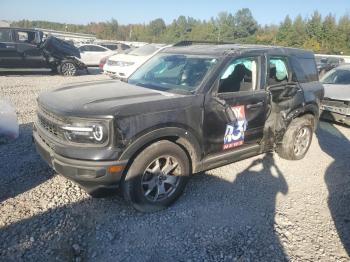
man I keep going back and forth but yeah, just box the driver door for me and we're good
[14,30,46,68]
[203,55,268,156]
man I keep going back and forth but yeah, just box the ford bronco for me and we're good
[34,42,324,212]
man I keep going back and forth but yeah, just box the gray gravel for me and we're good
[0,71,350,262]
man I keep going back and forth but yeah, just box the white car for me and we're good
[78,44,116,66]
[103,43,169,79]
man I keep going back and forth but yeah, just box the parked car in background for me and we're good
[316,56,345,76]
[0,27,86,76]
[34,42,323,212]
[97,42,131,53]
[78,44,116,66]
[103,43,169,79]
[320,64,350,125]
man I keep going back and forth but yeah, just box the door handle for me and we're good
[246,101,264,109]
[5,45,15,49]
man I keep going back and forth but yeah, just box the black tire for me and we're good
[122,140,190,212]
[277,115,314,160]
[58,61,78,76]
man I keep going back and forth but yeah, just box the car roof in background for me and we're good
[162,43,314,58]
[0,27,38,31]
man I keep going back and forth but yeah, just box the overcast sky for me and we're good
[1,0,349,25]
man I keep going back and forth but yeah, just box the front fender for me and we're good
[118,126,203,173]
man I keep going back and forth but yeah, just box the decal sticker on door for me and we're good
[223,105,248,150]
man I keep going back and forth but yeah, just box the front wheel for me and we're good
[122,140,190,212]
[58,61,77,76]
[277,115,314,160]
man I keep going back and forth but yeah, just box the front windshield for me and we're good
[128,53,218,94]
[321,68,350,85]
[128,44,162,56]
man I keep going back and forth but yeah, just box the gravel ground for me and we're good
[0,71,350,262]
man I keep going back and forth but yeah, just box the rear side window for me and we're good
[290,57,318,83]
[89,45,107,52]
[0,29,12,42]
[268,57,289,86]
[79,46,87,52]
[15,31,37,44]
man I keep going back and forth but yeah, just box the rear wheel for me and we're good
[122,140,190,212]
[277,115,314,160]
[59,61,77,76]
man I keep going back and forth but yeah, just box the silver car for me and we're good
[320,64,350,125]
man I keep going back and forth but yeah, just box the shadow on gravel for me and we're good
[0,152,290,261]
[0,122,53,202]
[317,121,350,255]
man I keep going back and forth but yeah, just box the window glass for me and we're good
[268,57,289,86]
[121,44,130,50]
[17,31,28,42]
[102,44,118,50]
[79,46,87,52]
[290,57,318,83]
[0,29,12,42]
[15,31,36,44]
[128,53,218,94]
[218,57,258,93]
[321,69,350,85]
[89,45,106,52]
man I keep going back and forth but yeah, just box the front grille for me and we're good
[37,104,66,140]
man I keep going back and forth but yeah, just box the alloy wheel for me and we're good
[61,62,77,76]
[141,156,181,202]
[293,126,311,157]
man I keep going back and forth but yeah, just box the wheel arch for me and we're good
[288,102,319,130]
[119,127,203,177]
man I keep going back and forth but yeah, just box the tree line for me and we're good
[11,9,350,55]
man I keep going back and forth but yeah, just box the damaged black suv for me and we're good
[0,28,86,75]
[34,42,324,212]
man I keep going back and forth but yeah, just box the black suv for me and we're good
[34,42,324,212]
[0,27,86,75]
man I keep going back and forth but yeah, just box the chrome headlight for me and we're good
[61,122,108,144]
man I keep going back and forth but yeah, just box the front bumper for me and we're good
[33,127,127,194]
[320,110,350,126]
[103,64,134,79]
[320,101,350,126]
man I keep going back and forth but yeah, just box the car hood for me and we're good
[323,84,350,101]
[41,36,81,59]
[38,80,189,117]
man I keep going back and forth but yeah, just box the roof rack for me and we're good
[174,40,237,47]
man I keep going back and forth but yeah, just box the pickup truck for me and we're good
[34,42,324,212]
[0,27,86,75]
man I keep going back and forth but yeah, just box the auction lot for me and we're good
[0,71,349,261]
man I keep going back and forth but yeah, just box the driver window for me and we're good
[218,57,258,93]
